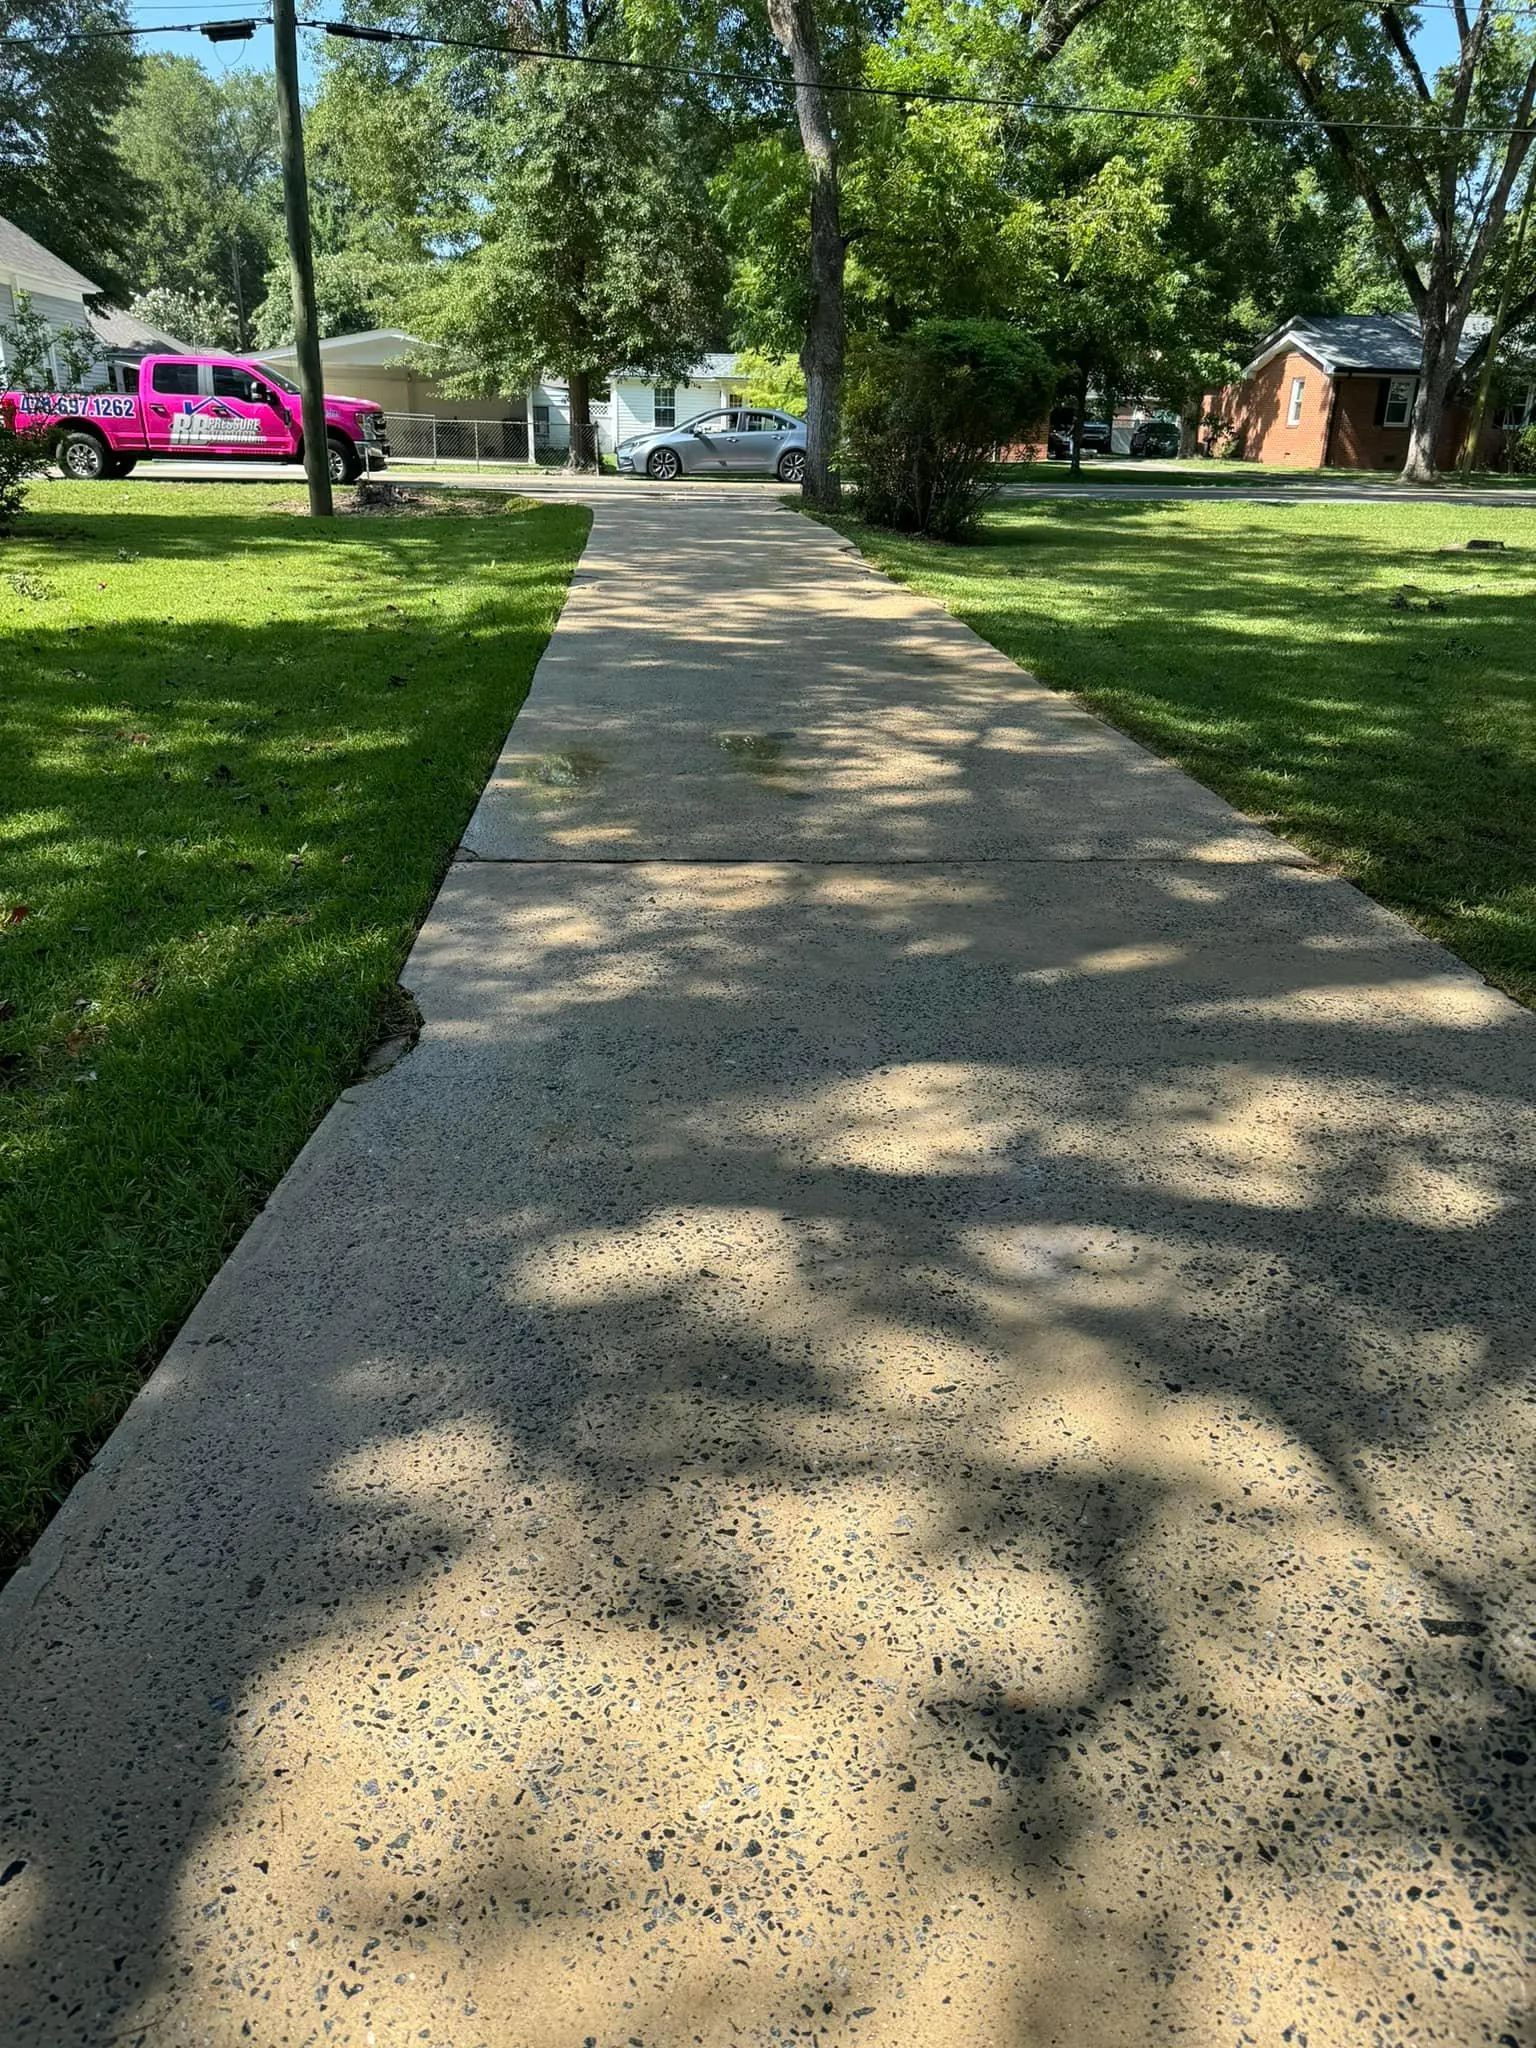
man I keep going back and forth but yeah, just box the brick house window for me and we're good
[653,385,675,429]
[1382,376,1415,427]
[1287,376,1305,426]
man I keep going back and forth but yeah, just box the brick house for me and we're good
[1201,312,1531,469]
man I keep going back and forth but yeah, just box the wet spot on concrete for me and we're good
[523,746,608,789]
[716,731,809,795]
[718,731,793,769]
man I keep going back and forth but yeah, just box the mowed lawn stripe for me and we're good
[837,497,1536,1008]
[1,481,589,1563]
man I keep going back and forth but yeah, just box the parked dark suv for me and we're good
[1129,417,1181,457]
[1047,419,1113,458]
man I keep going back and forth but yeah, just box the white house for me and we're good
[0,215,100,376]
[0,214,189,386]
[257,330,748,459]
[605,354,745,450]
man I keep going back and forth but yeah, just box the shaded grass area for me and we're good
[835,497,1536,1007]
[0,481,589,1562]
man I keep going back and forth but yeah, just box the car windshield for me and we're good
[255,364,300,393]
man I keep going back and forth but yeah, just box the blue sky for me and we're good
[130,5,320,88]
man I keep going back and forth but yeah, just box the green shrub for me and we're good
[0,412,47,534]
[0,287,99,391]
[1507,424,1536,475]
[843,320,1057,541]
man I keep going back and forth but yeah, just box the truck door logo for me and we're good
[170,398,266,445]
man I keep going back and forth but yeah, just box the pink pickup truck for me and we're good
[2,352,388,483]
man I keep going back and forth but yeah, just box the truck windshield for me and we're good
[256,365,300,393]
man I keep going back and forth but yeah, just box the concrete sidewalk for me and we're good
[119,458,1536,506]
[2,496,1532,2048]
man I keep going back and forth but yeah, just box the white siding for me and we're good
[24,288,90,329]
[0,277,102,386]
[610,376,740,450]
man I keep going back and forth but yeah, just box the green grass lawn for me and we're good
[1,480,588,1564]
[1007,458,1534,490]
[834,497,1536,1008]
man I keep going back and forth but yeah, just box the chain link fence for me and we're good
[380,414,605,469]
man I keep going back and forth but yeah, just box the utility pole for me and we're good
[272,0,333,517]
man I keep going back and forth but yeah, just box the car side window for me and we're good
[691,413,728,433]
[150,361,201,395]
[211,365,266,403]
[746,413,781,433]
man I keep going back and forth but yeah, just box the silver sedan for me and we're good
[615,407,807,482]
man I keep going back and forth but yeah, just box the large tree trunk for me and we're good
[1069,363,1088,478]
[1179,392,1201,459]
[567,366,598,471]
[1401,302,1465,485]
[767,0,844,510]
[229,237,248,352]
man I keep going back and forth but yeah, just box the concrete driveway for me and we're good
[1,493,1532,2047]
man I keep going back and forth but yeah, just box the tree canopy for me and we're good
[111,55,282,348]
[0,0,141,298]
[10,0,1534,488]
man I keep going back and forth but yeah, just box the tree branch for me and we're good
[1362,7,1441,214]
[1271,26,1427,311]
[1030,0,1108,66]
[1380,5,1432,103]
[1459,276,1536,380]
[1455,62,1536,300]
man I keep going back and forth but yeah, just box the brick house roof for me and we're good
[1244,312,1491,379]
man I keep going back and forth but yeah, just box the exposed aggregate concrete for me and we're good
[0,499,1532,2048]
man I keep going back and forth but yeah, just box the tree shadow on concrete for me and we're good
[853,495,1536,1004]
[2,844,1532,2047]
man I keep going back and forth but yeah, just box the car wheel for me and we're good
[57,429,109,481]
[647,446,682,481]
[327,435,362,485]
[777,449,807,484]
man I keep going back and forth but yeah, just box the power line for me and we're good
[6,10,1536,138]
[0,15,260,37]
[301,16,1536,138]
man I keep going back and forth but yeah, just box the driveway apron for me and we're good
[1,495,1532,2048]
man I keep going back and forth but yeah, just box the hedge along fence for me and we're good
[843,320,1058,542]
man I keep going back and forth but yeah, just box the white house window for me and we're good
[1287,375,1306,426]
[728,390,745,408]
[653,385,675,429]
[532,404,550,444]
[1496,380,1536,428]
[1383,375,1415,427]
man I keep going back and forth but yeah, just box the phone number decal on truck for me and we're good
[171,401,265,445]
[11,392,138,419]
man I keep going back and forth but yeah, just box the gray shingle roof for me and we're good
[0,213,98,298]
[90,305,194,354]
[1252,312,1492,377]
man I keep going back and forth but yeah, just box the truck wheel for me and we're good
[56,429,110,481]
[327,434,363,485]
